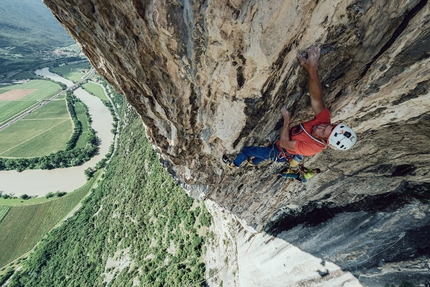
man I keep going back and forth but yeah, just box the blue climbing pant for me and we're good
[232,144,303,167]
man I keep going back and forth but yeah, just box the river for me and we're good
[35,67,75,87]
[0,69,114,197]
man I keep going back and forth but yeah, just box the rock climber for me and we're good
[223,46,357,170]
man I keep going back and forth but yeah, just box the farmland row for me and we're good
[0,205,11,223]
[0,80,62,125]
[0,67,94,131]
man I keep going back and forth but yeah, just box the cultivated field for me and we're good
[0,99,72,158]
[24,98,69,120]
[0,206,11,223]
[0,174,99,268]
[82,82,109,102]
[0,89,36,100]
[0,80,62,125]
[52,62,91,83]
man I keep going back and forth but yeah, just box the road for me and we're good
[0,68,95,131]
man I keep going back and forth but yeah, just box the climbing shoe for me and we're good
[222,155,235,169]
[247,158,256,167]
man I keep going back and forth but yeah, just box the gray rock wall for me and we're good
[43,0,430,285]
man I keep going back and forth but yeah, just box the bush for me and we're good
[55,192,67,197]
[0,268,15,286]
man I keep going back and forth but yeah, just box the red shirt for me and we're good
[286,108,331,156]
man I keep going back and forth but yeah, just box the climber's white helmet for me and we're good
[328,123,357,150]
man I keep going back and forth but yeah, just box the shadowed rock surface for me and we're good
[43,0,430,285]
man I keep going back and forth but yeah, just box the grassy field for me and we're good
[0,80,62,125]
[24,99,69,120]
[0,206,11,223]
[0,197,55,206]
[0,99,72,158]
[0,101,36,124]
[0,173,100,268]
[0,80,62,101]
[82,82,109,102]
[52,62,91,83]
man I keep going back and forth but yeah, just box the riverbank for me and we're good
[0,69,114,197]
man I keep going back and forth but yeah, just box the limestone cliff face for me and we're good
[44,0,430,285]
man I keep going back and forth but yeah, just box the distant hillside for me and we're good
[0,0,73,52]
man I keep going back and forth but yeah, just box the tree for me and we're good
[46,192,54,199]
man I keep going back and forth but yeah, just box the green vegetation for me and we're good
[52,61,91,83]
[0,191,72,207]
[0,80,62,100]
[8,106,212,287]
[83,81,109,102]
[0,120,72,157]
[0,0,72,51]
[0,100,72,158]
[0,173,100,268]
[74,101,91,149]
[99,79,121,134]
[0,92,98,171]
[24,99,68,120]
[13,71,34,80]
[0,0,74,79]
[0,80,62,125]
[0,205,11,222]
[64,93,84,151]
[0,268,14,286]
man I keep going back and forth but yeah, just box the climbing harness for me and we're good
[273,141,295,163]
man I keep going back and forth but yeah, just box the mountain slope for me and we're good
[8,102,211,286]
[0,0,72,51]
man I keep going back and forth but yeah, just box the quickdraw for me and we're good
[274,141,294,161]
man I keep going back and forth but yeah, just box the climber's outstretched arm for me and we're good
[297,47,326,115]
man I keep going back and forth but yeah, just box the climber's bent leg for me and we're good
[232,146,272,167]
